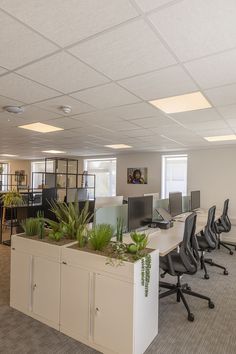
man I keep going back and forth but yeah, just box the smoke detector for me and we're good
[3,106,24,114]
[60,105,72,114]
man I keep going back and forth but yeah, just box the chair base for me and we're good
[200,253,228,279]
[218,240,234,255]
[159,276,214,321]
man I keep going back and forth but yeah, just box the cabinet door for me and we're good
[32,256,60,324]
[10,250,32,312]
[93,273,133,354]
[60,264,90,340]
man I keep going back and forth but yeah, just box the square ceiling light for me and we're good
[149,91,211,114]
[42,150,65,154]
[204,135,236,142]
[105,144,132,149]
[18,122,63,133]
[0,154,18,157]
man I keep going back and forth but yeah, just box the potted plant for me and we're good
[1,190,24,207]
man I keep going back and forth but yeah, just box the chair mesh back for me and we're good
[206,205,216,231]
[223,199,229,216]
[180,212,198,274]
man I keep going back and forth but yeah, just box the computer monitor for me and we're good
[191,190,200,210]
[169,192,182,217]
[128,196,153,231]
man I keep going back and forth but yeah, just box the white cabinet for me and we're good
[60,264,90,341]
[10,249,32,313]
[93,273,133,354]
[32,256,60,326]
[10,235,75,330]
[60,247,159,354]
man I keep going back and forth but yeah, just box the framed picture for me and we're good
[15,170,25,185]
[127,167,148,184]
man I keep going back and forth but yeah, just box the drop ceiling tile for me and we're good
[35,95,93,116]
[44,117,83,130]
[0,67,7,75]
[149,0,236,61]
[95,120,139,131]
[0,95,24,111]
[71,83,140,109]
[0,73,60,104]
[172,108,222,125]
[119,65,197,100]
[204,84,236,107]
[197,128,234,137]
[225,118,236,128]
[187,120,228,132]
[17,52,109,93]
[131,115,175,128]
[72,111,121,125]
[105,102,162,120]
[122,129,156,137]
[0,11,58,70]
[0,106,61,126]
[134,0,176,12]
[69,19,176,80]
[184,49,236,89]
[0,0,138,47]
[217,104,236,119]
[0,112,25,127]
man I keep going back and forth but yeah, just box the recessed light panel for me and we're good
[0,154,18,157]
[105,144,132,149]
[43,150,66,154]
[18,122,63,133]
[204,135,236,142]
[149,91,211,113]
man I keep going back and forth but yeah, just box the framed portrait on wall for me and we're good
[127,167,148,184]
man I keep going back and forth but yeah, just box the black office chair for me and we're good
[159,212,215,322]
[197,205,228,279]
[215,199,234,255]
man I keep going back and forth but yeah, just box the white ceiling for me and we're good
[0,0,236,159]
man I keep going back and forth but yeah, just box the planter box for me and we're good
[60,246,159,354]
[10,234,76,329]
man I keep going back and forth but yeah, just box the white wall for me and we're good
[116,153,161,198]
[187,146,236,220]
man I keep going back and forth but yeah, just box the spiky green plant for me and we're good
[88,224,113,251]
[21,218,40,236]
[116,217,124,243]
[37,210,45,239]
[47,200,93,240]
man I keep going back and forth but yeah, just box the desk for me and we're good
[123,209,216,257]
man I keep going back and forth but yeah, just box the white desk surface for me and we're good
[123,209,219,257]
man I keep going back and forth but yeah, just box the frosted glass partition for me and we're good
[183,196,191,212]
[94,204,128,233]
[153,198,169,211]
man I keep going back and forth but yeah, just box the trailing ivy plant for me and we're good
[1,190,24,207]
[141,254,152,297]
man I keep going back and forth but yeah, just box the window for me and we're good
[161,155,188,199]
[0,163,9,191]
[84,158,116,197]
[31,160,53,189]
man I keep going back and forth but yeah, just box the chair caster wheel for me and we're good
[204,274,210,279]
[224,270,228,275]
[229,251,233,255]
[208,301,215,309]
[188,313,194,322]
[160,274,165,278]
[186,286,191,291]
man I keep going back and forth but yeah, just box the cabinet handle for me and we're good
[33,284,37,290]
[11,247,15,250]
[62,261,67,265]
[95,307,100,315]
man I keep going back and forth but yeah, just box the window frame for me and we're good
[84,158,117,197]
[161,154,188,199]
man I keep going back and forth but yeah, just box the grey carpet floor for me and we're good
[0,245,236,354]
